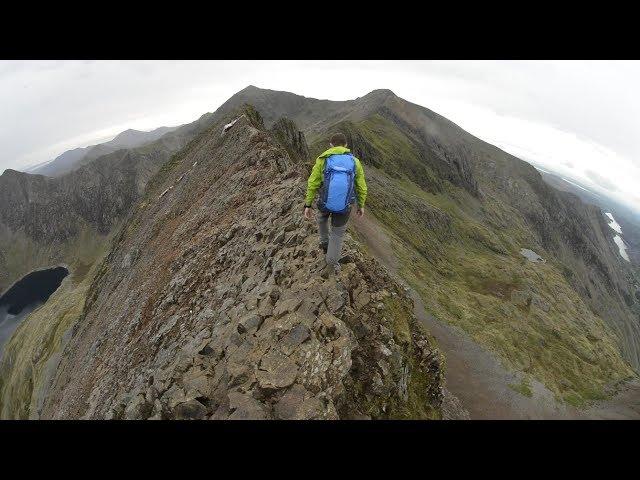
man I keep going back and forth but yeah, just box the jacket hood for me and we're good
[318,146,351,158]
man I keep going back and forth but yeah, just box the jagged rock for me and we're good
[281,324,311,354]
[237,313,264,334]
[354,290,371,309]
[174,399,208,420]
[273,231,286,245]
[273,384,324,420]
[121,248,140,268]
[273,297,302,318]
[270,117,310,162]
[123,394,152,420]
[181,367,212,397]
[257,350,299,391]
[161,384,190,410]
[227,391,268,420]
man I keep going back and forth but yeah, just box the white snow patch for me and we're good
[222,116,243,134]
[613,235,630,262]
[605,212,630,261]
[604,212,623,234]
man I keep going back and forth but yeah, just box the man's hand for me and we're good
[357,206,365,217]
[304,207,313,220]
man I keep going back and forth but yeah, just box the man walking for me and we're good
[303,133,367,276]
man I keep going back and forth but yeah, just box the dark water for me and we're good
[0,266,68,356]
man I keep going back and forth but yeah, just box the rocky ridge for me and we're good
[40,111,443,420]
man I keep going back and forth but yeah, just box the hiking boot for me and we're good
[320,263,341,279]
[319,242,328,254]
[320,264,332,279]
[338,254,352,264]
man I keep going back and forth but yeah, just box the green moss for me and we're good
[384,296,412,346]
[509,377,533,397]
[563,392,585,407]
[385,296,441,420]
[344,293,440,420]
[396,363,441,420]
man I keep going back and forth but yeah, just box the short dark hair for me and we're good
[330,133,347,146]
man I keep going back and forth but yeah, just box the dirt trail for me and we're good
[352,214,640,420]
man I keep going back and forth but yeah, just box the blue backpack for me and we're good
[318,153,356,215]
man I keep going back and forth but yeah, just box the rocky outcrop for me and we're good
[270,117,310,162]
[40,112,443,420]
[1,151,151,243]
[224,86,640,399]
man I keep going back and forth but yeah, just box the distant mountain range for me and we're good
[25,126,180,177]
[535,167,640,265]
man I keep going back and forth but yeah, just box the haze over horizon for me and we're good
[1,60,639,212]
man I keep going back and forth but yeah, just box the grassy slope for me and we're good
[0,223,108,295]
[311,115,635,407]
[0,239,110,419]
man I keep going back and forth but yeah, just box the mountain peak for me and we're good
[348,88,398,114]
[0,168,28,179]
[364,88,397,98]
[111,128,142,140]
[235,85,265,95]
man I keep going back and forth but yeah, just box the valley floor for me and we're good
[353,214,640,420]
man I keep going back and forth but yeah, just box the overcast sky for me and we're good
[1,60,639,211]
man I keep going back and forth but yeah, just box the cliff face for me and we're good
[0,150,168,293]
[40,112,443,420]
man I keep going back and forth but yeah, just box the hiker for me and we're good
[303,133,367,275]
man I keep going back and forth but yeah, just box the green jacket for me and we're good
[304,146,368,208]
